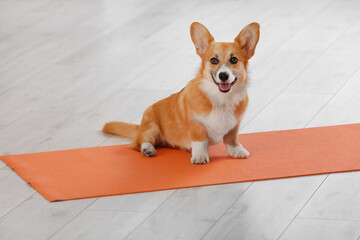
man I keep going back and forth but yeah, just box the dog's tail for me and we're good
[103,121,139,139]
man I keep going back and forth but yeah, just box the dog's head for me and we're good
[190,22,259,93]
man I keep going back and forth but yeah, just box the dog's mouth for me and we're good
[211,73,237,93]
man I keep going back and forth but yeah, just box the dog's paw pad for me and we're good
[191,153,210,165]
[141,142,156,157]
[227,145,250,159]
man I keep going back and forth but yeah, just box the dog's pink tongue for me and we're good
[219,83,231,91]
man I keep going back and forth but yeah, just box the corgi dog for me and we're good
[103,22,260,164]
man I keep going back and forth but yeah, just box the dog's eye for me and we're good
[210,58,219,65]
[230,57,238,64]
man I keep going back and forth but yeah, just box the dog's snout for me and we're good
[219,72,229,81]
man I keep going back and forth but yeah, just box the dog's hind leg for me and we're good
[132,109,161,157]
[139,126,159,157]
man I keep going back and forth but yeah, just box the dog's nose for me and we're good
[219,72,229,81]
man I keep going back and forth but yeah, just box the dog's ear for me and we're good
[190,22,214,56]
[235,22,260,59]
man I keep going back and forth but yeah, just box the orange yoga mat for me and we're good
[1,124,360,202]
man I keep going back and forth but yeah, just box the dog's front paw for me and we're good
[227,144,250,159]
[191,152,210,165]
[191,140,210,164]
[141,142,156,157]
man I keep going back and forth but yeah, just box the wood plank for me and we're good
[202,176,324,240]
[126,183,251,240]
[298,172,360,221]
[49,210,151,240]
[0,1,103,65]
[0,193,95,240]
[33,0,221,114]
[242,93,332,133]
[0,169,35,218]
[307,66,360,128]
[68,0,161,32]
[124,0,283,91]
[32,1,228,111]
[0,29,105,95]
[36,34,189,113]
[279,218,360,240]
[0,112,78,156]
[243,49,320,126]
[32,70,138,114]
[243,0,360,126]
[88,190,175,212]
[251,0,332,65]
[283,17,360,95]
[56,0,250,72]
[0,0,160,95]
[30,90,170,152]
[0,0,53,40]
[99,136,132,147]
[124,50,198,91]
[56,0,200,67]
[0,66,92,128]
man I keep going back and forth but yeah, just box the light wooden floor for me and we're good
[1,0,360,239]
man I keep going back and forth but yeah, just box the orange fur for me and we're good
[103,122,139,139]
[103,22,260,163]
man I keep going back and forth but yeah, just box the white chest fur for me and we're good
[195,107,237,145]
[195,77,248,145]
